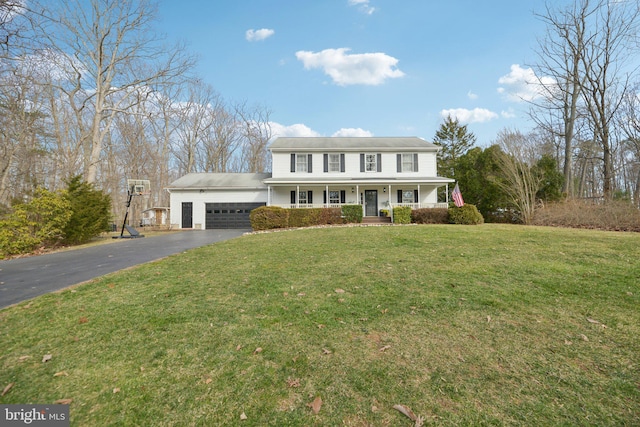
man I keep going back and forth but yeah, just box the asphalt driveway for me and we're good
[0,229,248,309]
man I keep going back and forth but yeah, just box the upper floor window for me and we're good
[291,154,312,173]
[360,153,382,172]
[323,153,345,173]
[397,153,419,172]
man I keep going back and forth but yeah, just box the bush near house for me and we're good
[63,175,112,245]
[449,204,484,225]
[287,208,343,228]
[341,204,363,224]
[249,206,290,230]
[411,208,449,224]
[392,206,412,224]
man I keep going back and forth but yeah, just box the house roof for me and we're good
[166,173,272,190]
[269,137,440,152]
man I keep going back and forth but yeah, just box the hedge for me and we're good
[448,204,484,225]
[411,208,449,224]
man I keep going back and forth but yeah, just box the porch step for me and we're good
[362,216,392,224]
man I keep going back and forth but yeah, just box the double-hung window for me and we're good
[360,153,382,172]
[323,153,345,173]
[397,153,419,172]
[291,154,312,173]
[329,190,340,204]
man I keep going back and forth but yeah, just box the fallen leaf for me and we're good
[22,303,32,310]
[53,371,68,377]
[78,317,88,324]
[393,404,417,421]
[564,339,573,345]
[113,388,120,393]
[253,347,263,354]
[379,345,392,352]
[335,288,345,293]
[1,383,14,396]
[587,317,600,324]
[487,315,492,323]
[317,324,325,329]
[42,354,52,363]
[308,396,322,414]
[240,412,248,420]
[18,356,30,362]
[580,334,589,342]
[54,399,72,405]
[286,378,300,388]
[297,293,306,297]
[322,348,332,355]
[236,344,243,351]
[205,378,212,384]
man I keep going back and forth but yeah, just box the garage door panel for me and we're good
[205,202,265,229]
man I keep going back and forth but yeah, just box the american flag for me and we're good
[452,183,464,207]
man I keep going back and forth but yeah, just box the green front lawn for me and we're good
[1,224,639,425]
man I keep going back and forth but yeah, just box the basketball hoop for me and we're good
[127,179,151,197]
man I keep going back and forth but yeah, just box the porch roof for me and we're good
[263,176,454,186]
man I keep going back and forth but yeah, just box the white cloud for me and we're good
[332,128,374,137]
[295,48,404,86]
[270,122,321,139]
[501,109,517,119]
[348,0,376,15]
[245,28,275,42]
[440,108,499,123]
[467,91,478,100]
[497,64,556,102]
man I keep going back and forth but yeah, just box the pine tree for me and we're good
[433,116,477,178]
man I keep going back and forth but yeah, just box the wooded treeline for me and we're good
[1,0,640,226]
[0,0,272,222]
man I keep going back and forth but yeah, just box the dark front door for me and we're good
[365,190,378,216]
[182,202,193,229]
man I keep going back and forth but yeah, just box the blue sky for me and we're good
[157,0,564,146]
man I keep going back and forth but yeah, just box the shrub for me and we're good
[392,206,412,224]
[250,206,289,230]
[0,188,72,258]
[532,199,640,232]
[449,204,484,225]
[411,208,449,224]
[318,208,344,225]
[341,205,363,223]
[63,176,112,245]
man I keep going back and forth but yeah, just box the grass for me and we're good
[1,224,639,426]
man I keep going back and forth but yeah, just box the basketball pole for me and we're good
[119,188,134,238]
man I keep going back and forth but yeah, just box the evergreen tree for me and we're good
[63,176,112,244]
[433,115,477,178]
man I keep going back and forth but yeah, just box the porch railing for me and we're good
[286,202,449,209]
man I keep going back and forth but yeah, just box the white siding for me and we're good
[169,189,267,229]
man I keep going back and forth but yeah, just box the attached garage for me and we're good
[167,173,271,230]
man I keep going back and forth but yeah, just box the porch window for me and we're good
[397,153,419,172]
[329,190,340,204]
[291,190,313,205]
[398,189,419,203]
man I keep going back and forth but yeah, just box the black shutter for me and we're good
[360,153,365,172]
[397,154,402,172]
[308,154,313,173]
[291,190,296,204]
[397,190,402,203]
[323,191,327,203]
[290,154,296,172]
[308,191,313,204]
[340,154,345,172]
[414,190,419,203]
[413,153,419,172]
[323,154,328,172]
[377,153,382,172]
[340,190,346,204]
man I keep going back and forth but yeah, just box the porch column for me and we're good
[326,185,329,207]
[267,185,271,206]
[418,184,421,208]
[296,185,300,208]
[445,184,449,204]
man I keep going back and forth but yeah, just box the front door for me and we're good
[182,202,193,229]
[364,190,378,216]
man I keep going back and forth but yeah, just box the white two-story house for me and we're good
[167,137,454,229]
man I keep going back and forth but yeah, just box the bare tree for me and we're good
[493,129,545,224]
[32,0,193,184]
[531,1,594,196]
[236,101,272,173]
